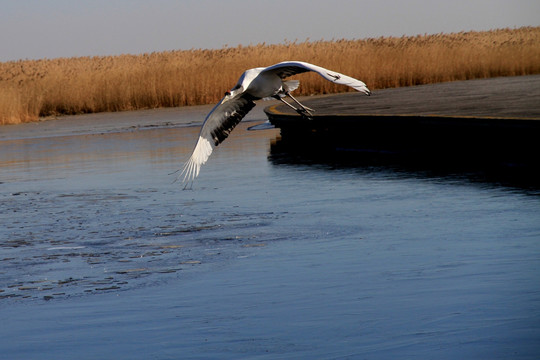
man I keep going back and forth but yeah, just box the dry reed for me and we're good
[1,27,540,125]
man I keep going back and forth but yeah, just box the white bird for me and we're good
[178,60,371,186]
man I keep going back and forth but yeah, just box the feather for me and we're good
[262,61,371,95]
[177,61,371,187]
[178,93,256,184]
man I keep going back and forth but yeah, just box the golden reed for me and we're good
[1,27,539,125]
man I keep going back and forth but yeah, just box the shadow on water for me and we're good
[268,135,540,194]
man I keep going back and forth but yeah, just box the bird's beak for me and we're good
[220,94,230,104]
[221,85,243,104]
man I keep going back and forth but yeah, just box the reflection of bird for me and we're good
[178,61,371,186]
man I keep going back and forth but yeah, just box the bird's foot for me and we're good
[296,108,314,120]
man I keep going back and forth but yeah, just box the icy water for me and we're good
[1,104,539,359]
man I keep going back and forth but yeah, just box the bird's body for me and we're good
[247,71,283,98]
[178,61,371,186]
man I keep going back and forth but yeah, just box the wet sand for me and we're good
[1,78,540,359]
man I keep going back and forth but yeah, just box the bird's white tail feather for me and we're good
[262,80,301,101]
[283,80,300,92]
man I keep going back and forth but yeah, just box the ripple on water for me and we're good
[0,186,290,302]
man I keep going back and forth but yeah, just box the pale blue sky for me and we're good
[1,0,539,61]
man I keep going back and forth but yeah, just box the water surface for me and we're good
[1,105,539,359]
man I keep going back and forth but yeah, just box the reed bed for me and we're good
[1,26,539,125]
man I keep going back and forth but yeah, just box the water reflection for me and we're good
[268,136,540,193]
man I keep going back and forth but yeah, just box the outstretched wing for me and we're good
[261,61,371,95]
[178,93,256,184]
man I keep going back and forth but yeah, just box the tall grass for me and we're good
[1,27,539,125]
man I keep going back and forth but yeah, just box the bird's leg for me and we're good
[279,98,313,120]
[286,92,315,115]
[274,95,313,120]
[277,97,301,113]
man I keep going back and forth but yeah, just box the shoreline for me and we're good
[4,74,540,142]
[2,26,539,125]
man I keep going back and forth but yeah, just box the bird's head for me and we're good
[222,85,243,103]
[221,91,233,104]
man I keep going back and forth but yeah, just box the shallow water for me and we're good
[1,106,539,359]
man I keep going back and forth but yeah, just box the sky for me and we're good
[1,0,539,62]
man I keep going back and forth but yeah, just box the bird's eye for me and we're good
[224,91,231,96]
